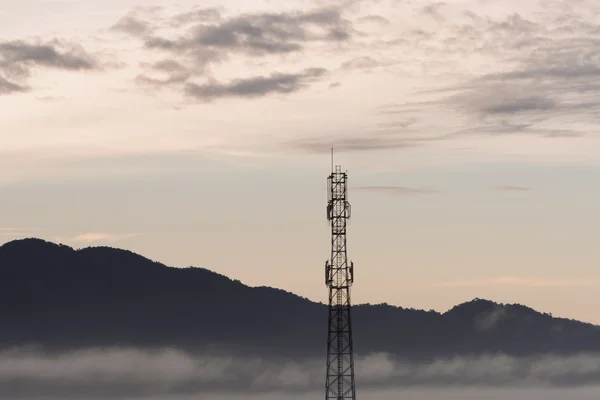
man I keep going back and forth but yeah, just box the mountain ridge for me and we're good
[1,238,599,359]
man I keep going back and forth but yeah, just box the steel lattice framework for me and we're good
[324,163,357,400]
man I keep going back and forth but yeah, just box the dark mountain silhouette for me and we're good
[1,238,599,359]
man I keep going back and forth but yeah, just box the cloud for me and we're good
[492,185,533,192]
[0,40,97,71]
[0,39,100,95]
[452,89,558,117]
[279,112,449,154]
[354,186,440,195]
[275,98,456,154]
[72,233,138,243]
[281,124,453,153]
[136,59,191,86]
[433,277,596,288]
[36,95,65,102]
[169,8,223,26]
[283,135,419,153]
[109,6,166,35]
[0,228,43,238]
[401,6,600,139]
[4,348,600,398]
[376,118,419,129]
[112,15,152,36]
[304,2,600,150]
[0,75,26,94]
[142,7,352,55]
[71,0,600,157]
[357,15,391,26]
[341,55,398,72]
[184,68,327,101]
[110,5,352,102]
[474,305,508,332]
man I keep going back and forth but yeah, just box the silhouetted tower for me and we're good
[324,153,357,400]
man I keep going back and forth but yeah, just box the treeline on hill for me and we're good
[1,238,599,359]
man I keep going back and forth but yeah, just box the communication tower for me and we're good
[324,150,357,400]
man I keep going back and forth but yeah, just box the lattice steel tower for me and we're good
[324,154,357,400]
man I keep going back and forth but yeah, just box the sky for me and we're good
[1,0,600,323]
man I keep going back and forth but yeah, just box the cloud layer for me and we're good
[110,5,352,101]
[72,233,139,243]
[0,228,42,237]
[354,186,440,196]
[3,0,600,169]
[3,347,600,398]
[272,0,600,153]
[433,276,597,288]
[377,1,600,142]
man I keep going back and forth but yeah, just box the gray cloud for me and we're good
[138,7,352,58]
[344,4,600,147]
[341,55,397,72]
[354,186,441,195]
[112,16,153,36]
[450,88,559,117]
[357,15,390,25]
[146,59,188,74]
[170,8,223,26]
[282,116,451,153]
[312,0,383,12]
[112,6,223,37]
[136,59,192,86]
[420,3,447,23]
[492,185,533,192]
[184,68,327,101]
[448,122,585,139]
[373,80,590,142]
[0,40,97,73]
[430,10,600,136]
[36,95,65,102]
[109,6,164,36]
[0,76,26,94]
[283,135,420,153]
[0,39,100,95]
[4,348,600,398]
[110,0,600,121]
[111,6,352,101]
[438,77,600,135]
[377,118,419,129]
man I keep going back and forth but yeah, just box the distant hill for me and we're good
[1,238,599,359]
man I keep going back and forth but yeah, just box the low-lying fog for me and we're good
[2,347,600,399]
[21,388,600,400]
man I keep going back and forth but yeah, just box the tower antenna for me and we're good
[331,144,334,174]
[324,159,357,400]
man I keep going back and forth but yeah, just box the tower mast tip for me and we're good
[331,144,334,174]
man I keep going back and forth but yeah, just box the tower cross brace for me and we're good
[324,164,357,400]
